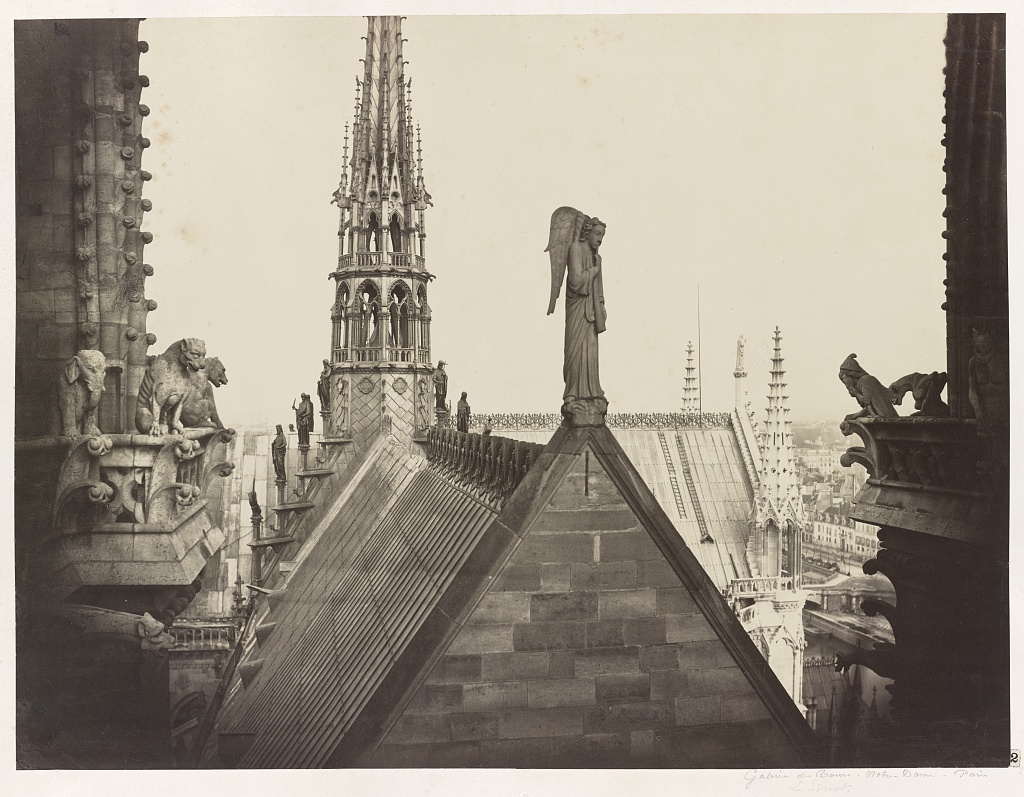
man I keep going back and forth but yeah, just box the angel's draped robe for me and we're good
[563,240,606,403]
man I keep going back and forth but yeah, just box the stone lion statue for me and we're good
[135,338,206,436]
[180,356,228,429]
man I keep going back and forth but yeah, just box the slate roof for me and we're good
[210,423,820,768]
[213,434,501,768]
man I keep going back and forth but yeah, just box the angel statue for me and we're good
[546,207,608,421]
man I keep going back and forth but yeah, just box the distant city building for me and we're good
[802,505,879,579]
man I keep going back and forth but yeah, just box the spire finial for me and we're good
[416,123,423,178]
[682,341,699,412]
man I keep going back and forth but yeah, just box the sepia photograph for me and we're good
[5,0,1016,789]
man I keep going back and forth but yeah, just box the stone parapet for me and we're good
[469,411,734,432]
[16,427,235,603]
[840,416,1002,550]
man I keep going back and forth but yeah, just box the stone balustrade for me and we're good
[336,251,427,271]
[467,411,734,432]
[426,426,546,508]
[724,576,796,600]
[170,621,238,650]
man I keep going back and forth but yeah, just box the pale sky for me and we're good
[135,12,950,426]
[4,5,1023,793]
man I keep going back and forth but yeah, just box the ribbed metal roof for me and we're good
[214,434,498,768]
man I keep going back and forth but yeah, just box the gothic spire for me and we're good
[327,17,434,451]
[754,327,802,533]
[341,17,428,213]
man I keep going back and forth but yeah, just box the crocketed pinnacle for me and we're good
[755,327,801,529]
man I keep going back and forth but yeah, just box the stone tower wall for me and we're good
[15,19,158,438]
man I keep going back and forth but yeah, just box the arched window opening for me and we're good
[387,282,412,356]
[335,284,351,352]
[764,519,781,578]
[417,285,430,357]
[355,280,382,353]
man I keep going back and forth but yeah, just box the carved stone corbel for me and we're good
[836,641,899,680]
[53,479,115,530]
[861,597,898,632]
[148,436,201,506]
[52,436,114,529]
[839,417,888,479]
[202,461,236,495]
[147,482,201,523]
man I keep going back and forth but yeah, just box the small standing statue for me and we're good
[292,393,314,447]
[389,293,404,348]
[360,293,371,346]
[367,296,381,346]
[546,207,608,421]
[968,327,1009,478]
[838,354,898,422]
[317,359,332,414]
[271,424,288,481]
[434,361,448,410]
[456,391,471,433]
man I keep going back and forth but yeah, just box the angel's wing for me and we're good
[545,207,586,315]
